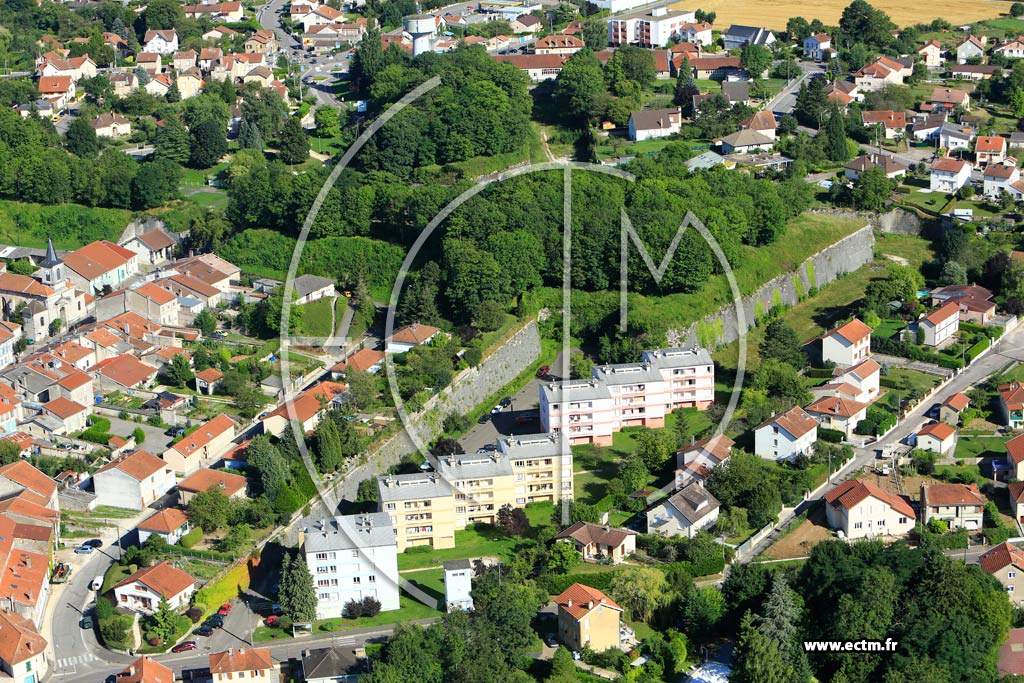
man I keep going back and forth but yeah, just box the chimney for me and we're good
[23,556,30,569]
[566,599,572,607]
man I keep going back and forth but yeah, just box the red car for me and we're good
[218,603,232,616]
[265,615,279,627]
[536,365,550,379]
[171,641,197,653]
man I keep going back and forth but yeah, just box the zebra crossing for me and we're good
[56,653,97,669]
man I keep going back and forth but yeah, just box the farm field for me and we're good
[670,0,1011,31]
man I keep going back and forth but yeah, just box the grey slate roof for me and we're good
[721,80,749,104]
[290,274,335,298]
[443,559,473,571]
[539,379,611,403]
[300,512,396,552]
[724,25,774,45]
[498,432,569,459]
[302,648,366,680]
[642,346,713,369]
[377,472,454,502]
[430,452,513,480]
[666,483,720,524]
[592,363,664,385]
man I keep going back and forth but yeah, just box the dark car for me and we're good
[499,396,512,408]
[80,615,94,630]
[481,443,498,452]
[544,633,559,648]
[171,641,197,653]
[477,413,490,424]
[195,626,214,637]
[86,539,103,548]
[165,427,185,437]
[205,615,224,628]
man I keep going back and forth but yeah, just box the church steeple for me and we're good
[38,238,63,285]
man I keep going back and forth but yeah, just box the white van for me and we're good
[90,576,104,591]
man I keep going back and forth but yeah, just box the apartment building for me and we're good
[539,347,714,446]
[377,473,457,551]
[499,432,574,505]
[430,452,515,528]
[299,513,400,619]
[607,5,696,48]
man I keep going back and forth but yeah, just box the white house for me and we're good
[675,434,733,488]
[803,33,831,61]
[939,122,974,150]
[930,157,973,193]
[754,406,818,461]
[645,483,719,539]
[113,561,196,613]
[442,559,473,612]
[820,358,881,404]
[290,274,336,306]
[210,650,278,683]
[719,129,773,154]
[976,135,1008,165]
[984,160,1020,197]
[722,25,775,51]
[821,318,872,367]
[918,39,943,67]
[92,450,175,511]
[299,513,400,619]
[385,323,440,354]
[806,396,868,437]
[916,421,957,455]
[823,479,915,540]
[143,29,179,55]
[136,508,191,545]
[996,35,1024,59]
[956,35,986,64]
[919,301,960,347]
[0,610,48,683]
[628,107,681,142]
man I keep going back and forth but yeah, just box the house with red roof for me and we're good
[0,609,48,683]
[194,367,223,395]
[916,421,957,455]
[806,396,869,437]
[1001,384,1024,431]
[137,508,191,545]
[921,482,984,530]
[93,450,175,510]
[823,478,915,539]
[977,135,1008,165]
[754,406,818,461]
[821,318,872,367]
[554,584,623,652]
[162,414,237,474]
[210,648,278,683]
[385,323,441,354]
[260,381,346,437]
[929,157,973,193]
[177,468,247,504]
[940,392,970,425]
[62,241,139,295]
[117,656,173,683]
[675,434,733,488]
[0,462,57,511]
[113,561,195,613]
[920,301,960,347]
[89,354,158,392]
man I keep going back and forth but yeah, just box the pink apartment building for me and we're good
[540,347,714,446]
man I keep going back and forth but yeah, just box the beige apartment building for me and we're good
[377,473,457,551]
[500,432,574,504]
[431,452,516,528]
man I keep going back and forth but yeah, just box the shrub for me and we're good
[133,427,146,444]
[180,528,203,549]
[404,545,432,554]
[186,607,202,623]
[277,616,292,631]
[95,597,115,620]
[818,428,844,443]
[361,596,381,617]
[149,637,162,647]
[345,599,364,619]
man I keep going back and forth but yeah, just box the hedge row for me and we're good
[961,322,1002,340]
[543,557,727,595]
[966,339,989,364]
[818,428,845,443]
[163,545,234,562]
[805,367,836,379]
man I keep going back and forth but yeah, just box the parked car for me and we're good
[218,603,232,616]
[536,365,550,378]
[477,413,490,424]
[544,633,559,648]
[205,615,224,628]
[195,626,214,637]
[165,427,185,437]
[74,545,94,554]
[481,443,498,452]
[265,615,279,627]
[171,642,197,653]
[272,604,283,615]
[491,404,502,414]
[80,615,93,630]
[86,539,103,548]
[90,576,104,591]
[499,396,512,408]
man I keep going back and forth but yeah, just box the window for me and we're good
[853,522,863,529]
[368,575,376,583]
[385,503,395,510]
[239,673,246,679]
[352,550,359,558]
[1011,586,1017,593]
[898,517,908,524]
[1011,571,1018,579]
[353,577,361,585]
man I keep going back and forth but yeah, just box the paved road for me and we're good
[257,0,299,50]
[459,353,564,454]
[743,325,1024,561]
[769,61,825,117]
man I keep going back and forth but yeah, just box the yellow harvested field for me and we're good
[670,0,1009,31]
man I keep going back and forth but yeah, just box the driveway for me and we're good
[102,415,175,452]
[459,353,564,454]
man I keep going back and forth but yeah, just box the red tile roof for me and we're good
[931,157,971,173]
[389,323,440,346]
[264,381,346,424]
[177,468,246,497]
[135,282,176,305]
[167,413,236,458]
[806,396,868,419]
[194,368,223,383]
[943,392,970,412]
[42,396,86,420]
[1001,383,1024,412]
[923,301,960,326]
[209,648,274,673]
[0,610,47,665]
[917,421,956,441]
[137,509,189,534]
[344,348,384,373]
[115,560,195,599]
[554,583,622,621]
[96,449,166,480]
[981,542,1024,574]
[120,656,174,683]
[828,318,872,344]
[977,135,1007,153]
[63,241,135,281]
[759,406,818,439]
[824,479,915,518]
[838,358,881,381]
[0,462,55,502]
[921,482,984,506]
[91,354,157,388]
[678,434,733,462]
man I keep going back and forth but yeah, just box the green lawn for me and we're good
[295,296,335,337]
[184,190,229,208]
[315,591,442,632]
[953,436,1008,461]
[899,189,949,213]
[179,163,229,187]
[873,319,906,340]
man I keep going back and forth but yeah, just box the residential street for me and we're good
[742,326,1024,561]
[769,61,826,117]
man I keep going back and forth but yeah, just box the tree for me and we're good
[1014,2,1024,16]
[98,150,138,209]
[683,586,726,634]
[238,119,263,150]
[133,159,181,209]
[839,0,895,49]
[569,350,593,380]
[188,487,231,531]
[154,116,190,164]
[620,455,649,493]
[278,117,309,165]
[66,118,98,158]
[314,416,344,473]
[314,106,341,138]
[246,435,290,501]
[786,16,811,41]
[496,503,529,535]
[761,575,811,681]
[0,442,19,466]
[794,77,828,127]
[164,353,194,387]
[732,611,793,683]
[165,81,181,104]
[609,567,666,622]
[823,106,851,162]
[759,319,806,368]
[582,18,607,50]
[148,597,178,642]
[852,166,892,211]
[350,25,384,92]
[673,57,699,111]
[634,428,675,470]
[554,49,605,123]
[193,309,217,336]
[189,118,228,169]
[280,553,318,622]
[547,540,581,574]
[144,0,183,30]
[740,44,772,79]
